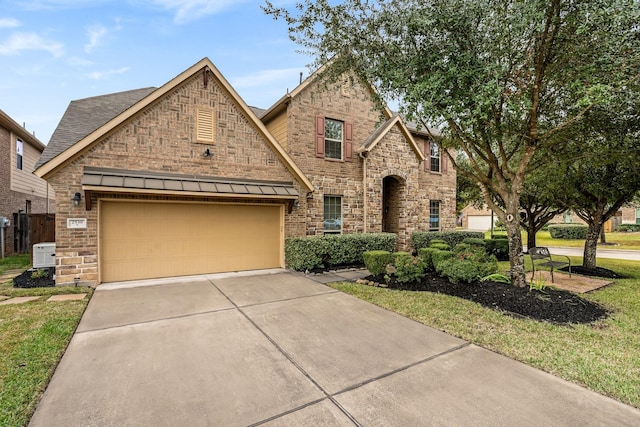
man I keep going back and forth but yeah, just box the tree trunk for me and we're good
[600,227,606,244]
[505,213,527,287]
[583,223,601,270]
[526,216,537,250]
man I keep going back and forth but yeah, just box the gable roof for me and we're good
[359,114,425,161]
[0,108,46,151]
[34,58,314,193]
[36,87,156,170]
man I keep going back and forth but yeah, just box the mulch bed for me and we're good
[13,268,56,288]
[559,265,625,279]
[365,271,610,325]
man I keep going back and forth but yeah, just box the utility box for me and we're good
[33,243,56,268]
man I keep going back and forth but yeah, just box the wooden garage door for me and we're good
[100,201,282,282]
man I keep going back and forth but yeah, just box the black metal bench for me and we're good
[529,247,571,283]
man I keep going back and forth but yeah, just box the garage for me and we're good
[100,201,283,282]
[467,215,493,231]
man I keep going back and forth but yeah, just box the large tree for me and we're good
[265,0,640,287]
[551,96,640,269]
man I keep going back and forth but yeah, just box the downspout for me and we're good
[360,151,367,233]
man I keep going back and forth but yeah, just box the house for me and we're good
[34,58,455,286]
[620,204,640,225]
[0,109,55,256]
[460,204,498,231]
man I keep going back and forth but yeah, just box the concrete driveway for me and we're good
[30,271,640,426]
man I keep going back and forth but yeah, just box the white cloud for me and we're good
[84,23,108,53]
[87,66,129,80]
[0,32,64,57]
[68,56,94,66]
[0,18,21,28]
[152,0,245,24]
[231,67,303,89]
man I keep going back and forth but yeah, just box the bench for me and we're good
[528,247,571,283]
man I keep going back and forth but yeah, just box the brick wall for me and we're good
[0,125,53,256]
[48,73,305,286]
[284,78,457,250]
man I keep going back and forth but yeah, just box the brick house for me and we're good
[0,108,55,256]
[35,58,455,286]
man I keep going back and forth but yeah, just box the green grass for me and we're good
[0,255,91,427]
[331,257,640,408]
[489,230,640,250]
[0,254,31,276]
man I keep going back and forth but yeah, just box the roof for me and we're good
[0,108,46,151]
[82,167,299,199]
[34,58,314,193]
[359,114,425,161]
[36,87,157,169]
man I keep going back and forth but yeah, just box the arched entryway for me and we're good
[382,175,405,233]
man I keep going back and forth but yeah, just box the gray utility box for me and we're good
[33,243,56,268]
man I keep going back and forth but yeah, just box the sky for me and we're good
[0,0,311,144]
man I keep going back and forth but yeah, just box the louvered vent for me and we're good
[196,107,215,143]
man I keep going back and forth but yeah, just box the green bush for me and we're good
[431,249,454,273]
[548,224,588,240]
[491,234,508,239]
[485,238,509,261]
[285,232,397,271]
[616,224,640,232]
[394,253,425,284]
[462,238,486,246]
[429,243,451,251]
[412,231,485,250]
[417,247,439,271]
[429,239,447,245]
[363,250,392,276]
[437,242,499,284]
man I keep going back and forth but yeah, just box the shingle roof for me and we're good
[36,87,157,169]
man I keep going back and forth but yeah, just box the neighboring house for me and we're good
[34,58,455,286]
[0,109,55,256]
[620,204,640,225]
[460,204,498,231]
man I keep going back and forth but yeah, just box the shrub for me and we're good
[431,249,454,273]
[462,237,486,247]
[363,251,392,276]
[437,243,499,284]
[411,231,485,250]
[394,253,425,284]
[429,243,451,251]
[417,247,439,271]
[285,233,397,271]
[429,239,447,245]
[616,224,640,232]
[548,224,588,240]
[491,234,508,239]
[485,238,509,261]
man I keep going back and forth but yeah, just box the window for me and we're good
[16,138,23,170]
[430,141,440,173]
[429,201,440,231]
[636,208,640,225]
[324,119,343,160]
[323,196,342,234]
[564,212,573,223]
[315,116,353,161]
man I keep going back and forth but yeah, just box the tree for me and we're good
[519,170,565,250]
[265,0,640,287]
[551,96,640,269]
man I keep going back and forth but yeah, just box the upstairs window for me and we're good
[16,138,23,170]
[315,116,353,161]
[429,200,441,231]
[323,196,342,234]
[430,141,440,173]
[325,119,343,160]
[424,140,447,173]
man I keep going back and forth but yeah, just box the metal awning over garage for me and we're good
[80,167,299,210]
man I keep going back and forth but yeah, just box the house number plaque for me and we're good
[67,218,87,229]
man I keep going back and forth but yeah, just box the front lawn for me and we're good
[331,257,640,408]
[0,256,91,427]
[489,230,640,250]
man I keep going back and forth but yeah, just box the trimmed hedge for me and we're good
[285,233,397,271]
[431,249,454,273]
[412,231,485,250]
[485,238,509,261]
[462,237,486,246]
[548,224,589,240]
[617,224,640,232]
[437,243,499,284]
[363,250,392,275]
[417,247,439,271]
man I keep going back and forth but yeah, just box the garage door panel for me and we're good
[101,201,282,282]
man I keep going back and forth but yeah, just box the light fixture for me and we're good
[72,192,82,207]
[293,200,300,209]
[203,148,212,157]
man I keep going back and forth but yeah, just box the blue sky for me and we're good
[0,0,310,144]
